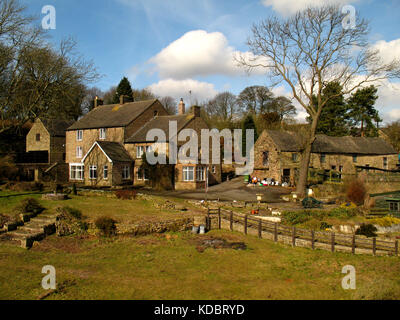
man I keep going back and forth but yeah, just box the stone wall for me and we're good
[116,218,193,236]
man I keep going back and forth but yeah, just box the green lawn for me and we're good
[1,230,399,300]
[1,190,399,300]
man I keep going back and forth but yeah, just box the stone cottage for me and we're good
[25,118,74,182]
[253,130,398,185]
[65,97,221,189]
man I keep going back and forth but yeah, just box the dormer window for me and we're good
[99,128,106,140]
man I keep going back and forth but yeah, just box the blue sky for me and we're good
[24,0,400,122]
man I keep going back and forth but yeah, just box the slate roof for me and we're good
[265,130,397,155]
[67,99,159,130]
[126,114,194,143]
[40,118,74,137]
[92,141,132,162]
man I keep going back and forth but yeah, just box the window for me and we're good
[353,155,358,163]
[390,202,399,212]
[137,168,148,180]
[320,154,326,163]
[212,166,216,174]
[36,133,40,141]
[99,128,106,140]
[77,130,83,141]
[383,157,388,169]
[292,153,298,162]
[70,165,84,180]
[89,166,97,180]
[76,146,83,158]
[183,166,194,181]
[154,110,158,118]
[196,167,205,181]
[103,166,108,180]
[122,166,130,179]
[263,152,269,166]
[136,146,144,158]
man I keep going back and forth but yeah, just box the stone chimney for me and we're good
[94,96,103,108]
[178,98,185,115]
[192,106,201,117]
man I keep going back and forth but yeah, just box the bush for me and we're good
[55,206,87,237]
[346,178,367,205]
[15,198,44,214]
[355,223,378,237]
[320,221,332,230]
[0,156,18,181]
[115,189,137,200]
[369,216,400,227]
[5,181,44,192]
[95,216,117,237]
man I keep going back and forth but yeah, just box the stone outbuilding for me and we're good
[253,130,399,186]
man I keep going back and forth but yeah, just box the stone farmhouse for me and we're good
[65,97,221,190]
[253,130,399,186]
[24,118,74,182]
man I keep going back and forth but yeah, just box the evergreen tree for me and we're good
[241,114,258,157]
[309,82,349,136]
[347,85,381,137]
[112,77,133,103]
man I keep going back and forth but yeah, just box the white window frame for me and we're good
[77,130,83,141]
[137,146,144,159]
[99,128,106,140]
[89,165,97,180]
[183,166,194,182]
[76,146,83,159]
[70,164,84,181]
[122,165,130,179]
[103,165,108,180]
[196,166,205,182]
[212,166,216,174]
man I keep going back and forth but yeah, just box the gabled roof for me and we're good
[264,130,398,155]
[266,130,302,152]
[126,114,194,143]
[39,118,74,137]
[82,141,132,163]
[68,99,159,131]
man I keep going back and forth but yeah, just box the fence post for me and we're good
[258,220,262,239]
[218,210,221,230]
[207,209,210,230]
[311,230,315,250]
[395,240,399,256]
[230,211,233,231]
[372,237,376,256]
[352,235,356,255]
[274,223,278,242]
[292,227,296,247]
[331,232,335,253]
[244,215,248,235]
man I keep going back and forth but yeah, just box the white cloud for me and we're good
[261,0,359,16]
[148,30,265,79]
[147,78,218,103]
[372,39,400,66]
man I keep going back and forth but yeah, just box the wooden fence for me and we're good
[207,209,399,257]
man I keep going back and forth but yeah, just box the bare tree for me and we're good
[159,96,177,115]
[239,5,400,196]
[237,85,274,115]
[206,92,238,121]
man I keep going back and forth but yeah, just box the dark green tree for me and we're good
[241,114,258,157]
[347,85,381,137]
[112,77,133,103]
[308,82,349,136]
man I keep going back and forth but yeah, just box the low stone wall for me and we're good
[116,218,194,236]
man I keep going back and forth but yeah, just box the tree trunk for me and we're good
[296,116,319,197]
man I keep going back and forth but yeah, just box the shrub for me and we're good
[95,216,117,237]
[0,214,11,229]
[0,156,18,181]
[5,181,43,192]
[346,178,367,205]
[15,198,44,214]
[355,223,378,237]
[55,206,87,237]
[369,216,400,227]
[320,221,332,230]
[115,189,137,200]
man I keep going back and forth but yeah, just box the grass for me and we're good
[1,190,399,300]
[0,230,400,300]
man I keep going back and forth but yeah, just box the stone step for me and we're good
[32,217,57,224]
[9,230,45,241]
